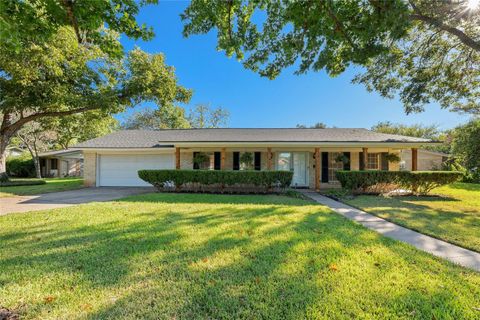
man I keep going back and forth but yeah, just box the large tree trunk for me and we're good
[0,135,9,182]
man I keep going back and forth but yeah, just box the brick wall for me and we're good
[83,152,96,187]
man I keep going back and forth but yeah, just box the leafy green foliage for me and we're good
[336,170,463,195]
[138,169,293,193]
[6,154,35,178]
[0,0,158,58]
[451,118,480,179]
[182,1,480,113]
[385,153,401,163]
[192,152,210,169]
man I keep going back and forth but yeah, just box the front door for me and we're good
[277,152,308,187]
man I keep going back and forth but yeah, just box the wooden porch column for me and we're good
[267,147,273,170]
[411,148,418,171]
[175,147,180,169]
[315,147,320,191]
[220,147,226,170]
[362,147,368,170]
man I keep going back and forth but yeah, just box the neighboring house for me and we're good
[6,146,25,157]
[71,128,438,189]
[399,149,449,171]
[39,150,84,178]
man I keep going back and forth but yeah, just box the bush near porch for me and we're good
[335,170,462,195]
[138,169,293,193]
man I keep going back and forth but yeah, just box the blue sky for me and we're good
[119,1,470,130]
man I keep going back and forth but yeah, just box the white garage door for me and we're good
[98,154,174,186]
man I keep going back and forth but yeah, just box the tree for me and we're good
[182,0,480,114]
[45,112,118,149]
[0,27,191,179]
[371,121,441,140]
[14,122,56,178]
[121,104,229,130]
[188,104,230,128]
[296,122,327,129]
[451,118,480,174]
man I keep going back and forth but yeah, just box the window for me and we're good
[328,152,344,182]
[367,153,379,170]
[50,159,58,170]
[277,152,291,171]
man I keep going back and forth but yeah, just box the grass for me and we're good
[0,177,84,197]
[1,193,479,319]
[343,182,480,252]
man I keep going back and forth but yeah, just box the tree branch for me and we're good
[409,13,480,52]
[61,0,82,43]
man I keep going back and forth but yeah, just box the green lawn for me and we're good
[0,177,84,197]
[1,193,479,319]
[343,183,480,252]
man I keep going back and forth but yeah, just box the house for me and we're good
[72,128,437,189]
[399,149,448,171]
[39,150,84,178]
[6,146,25,157]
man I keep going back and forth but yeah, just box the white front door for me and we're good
[277,152,308,187]
[98,154,174,187]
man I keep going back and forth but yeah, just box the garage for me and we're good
[98,154,174,187]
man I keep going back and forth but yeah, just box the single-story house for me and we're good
[399,149,449,171]
[72,128,438,189]
[6,146,25,157]
[39,150,84,178]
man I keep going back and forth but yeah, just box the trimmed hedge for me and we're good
[0,179,46,187]
[336,170,463,195]
[138,170,293,193]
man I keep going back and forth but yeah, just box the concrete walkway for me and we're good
[300,190,480,272]
[1,187,154,215]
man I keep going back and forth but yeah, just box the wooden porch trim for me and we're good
[315,147,320,191]
[411,148,418,171]
[220,147,226,170]
[267,147,273,170]
[175,147,180,169]
[361,147,368,170]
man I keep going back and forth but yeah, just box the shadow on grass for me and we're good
[1,193,478,318]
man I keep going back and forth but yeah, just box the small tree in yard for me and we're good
[193,152,210,170]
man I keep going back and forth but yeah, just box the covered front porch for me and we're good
[173,146,420,190]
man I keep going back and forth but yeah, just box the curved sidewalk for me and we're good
[300,190,480,272]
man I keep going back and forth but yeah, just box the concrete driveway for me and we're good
[0,187,155,215]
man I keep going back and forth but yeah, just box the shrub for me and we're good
[138,170,293,193]
[336,170,462,195]
[6,155,35,178]
[0,179,46,187]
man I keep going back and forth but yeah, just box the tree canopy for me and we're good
[121,104,229,130]
[182,0,480,114]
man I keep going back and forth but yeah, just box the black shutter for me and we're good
[214,152,221,170]
[321,152,329,183]
[193,152,199,169]
[233,152,240,170]
[254,152,261,171]
[359,152,364,170]
[381,153,389,171]
[343,152,351,170]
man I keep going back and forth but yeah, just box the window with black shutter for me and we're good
[214,152,221,170]
[381,153,389,170]
[343,152,351,170]
[233,152,240,170]
[254,152,261,170]
[193,152,199,169]
[359,152,364,170]
[321,152,329,182]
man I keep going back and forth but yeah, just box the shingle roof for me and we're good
[73,128,432,149]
